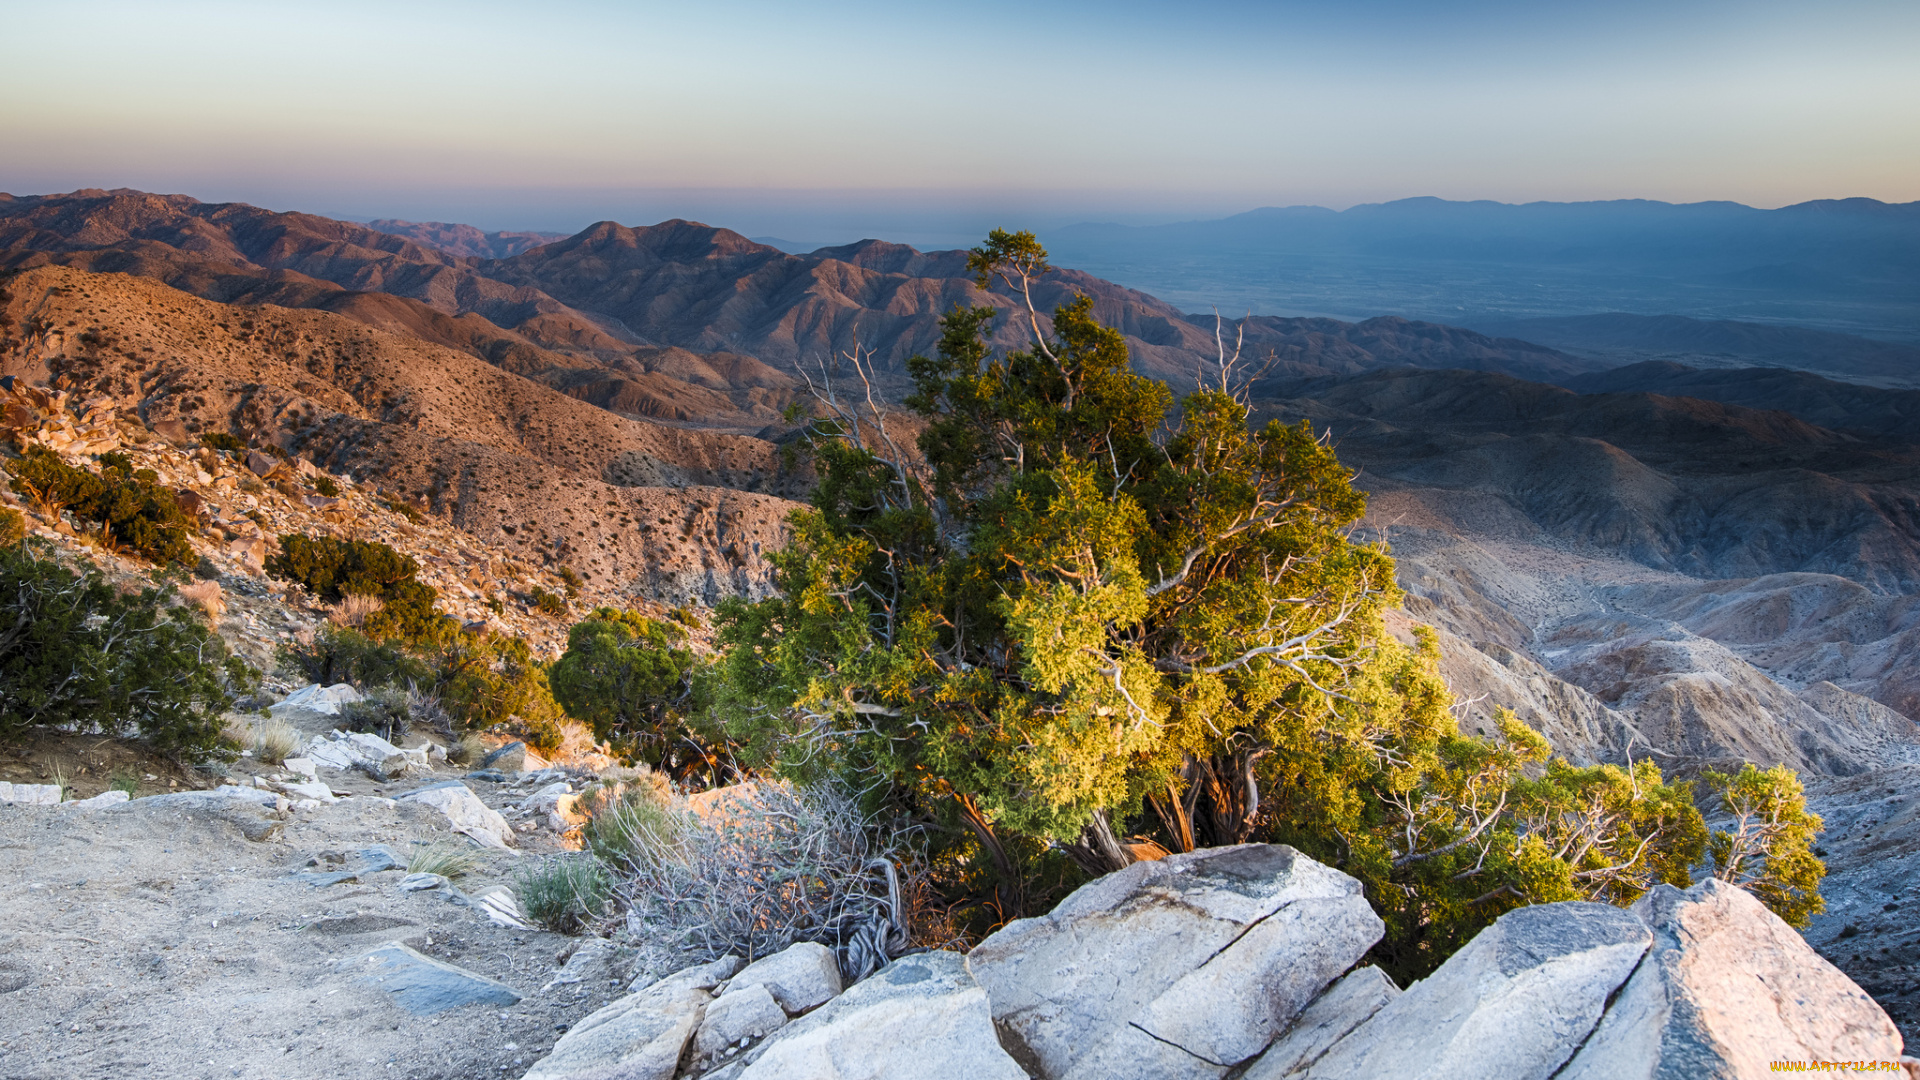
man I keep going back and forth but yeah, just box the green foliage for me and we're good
[0,540,251,757]
[1704,763,1826,927]
[517,855,614,935]
[712,231,1778,969]
[385,499,423,523]
[431,630,564,747]
[557,567,582,597]
[0,505,23,548]
[266,534,446,645]
[583,782,688,874]
[278,626,429,689]
[200,432,246,455]
[4,447,194,563]
[529,587,567,617]
[551,608,724,782]
[340,686,413,743]
[311,475,340,498]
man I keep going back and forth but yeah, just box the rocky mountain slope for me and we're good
[0,190,1597,389]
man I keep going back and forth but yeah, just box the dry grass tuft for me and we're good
[176,579,225,621]
[225,715,302,764]
[408,840,481,880]
[327,592,384,629]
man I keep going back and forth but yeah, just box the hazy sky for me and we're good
[5,0,1917,244]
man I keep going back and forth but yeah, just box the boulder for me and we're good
[274,683,364,717]
[692,982,788,1064]
[396,781,516,849]
[522,956,742,1080]
[306,729,427,779]
[482,741,549,773]
[730,941,843,1015]
[736,951,1026,1080]
[245,448,280,476]
[1242,967,1399,1080]
[1558,879,1904,1077]
[358,942,523,1015]
[282,756,318,780]
[1303,902,1652,1079]
[967,844,1382,1079]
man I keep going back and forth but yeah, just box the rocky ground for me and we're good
[0,726,649,1080]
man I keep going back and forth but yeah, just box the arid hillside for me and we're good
[0,265,802,602]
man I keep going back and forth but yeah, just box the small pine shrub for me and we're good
[312,475,340,498]
[340,687,412,744]
[557,567,582,598]
[529,587,567,617]
[0,506,24,548]
[0,541,251,756]
[200,432,246,455]
[267,535,444,644]
[516,855,613,935]
[385,499,423,523]
[5,448,194,564]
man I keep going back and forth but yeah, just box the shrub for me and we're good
[312,475,340,498]
[279,626,430,689]
[448,732,488,766]
[385,499,423,523]
[340,686,412,744]
[551,608,724,783]
[517,855,614,935]
[609,782,918,978]
[529,587,567,617]
[0,540,252,756]
[584,782,688,874]
[0,506,24,548]
[267,535,445,644]
[557,567,582,597]
[5,448,194,564]
[199,432,245,455]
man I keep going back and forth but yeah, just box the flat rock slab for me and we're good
[523,956,741,1080]
[396,781,515,849]
[737,951,1027,1080]
[1243,967,1400,1080]
[1560,879,1904,1077]
[1304,901,1651,1080]
[968,843,1382,1079]
[359,942,522,1015]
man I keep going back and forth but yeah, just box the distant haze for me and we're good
[3,0,1916,238]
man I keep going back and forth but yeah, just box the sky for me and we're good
[4,0,1917,246]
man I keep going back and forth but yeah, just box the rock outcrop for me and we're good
[514,845,1904,1080]
[967,844,1383,1080]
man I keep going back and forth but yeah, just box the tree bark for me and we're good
[953,791,1025,921]
[1062,808,1139,876]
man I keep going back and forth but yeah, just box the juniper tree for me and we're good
[715,231,1813,959]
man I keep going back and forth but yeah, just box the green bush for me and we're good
[557,567,582,597]
[0,506,24,548]
[340,686,413,744]
[5,448,194,564]
[516,855,614,935]
[278,626,430,689]
[0,541,252,756]
[312,475,340,498]
[529,587,567,617]
[200,432,246,455]
[267,535,445,644]
[551,609,722,781]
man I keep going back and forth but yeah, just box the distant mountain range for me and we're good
[1049,197,1920,342]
